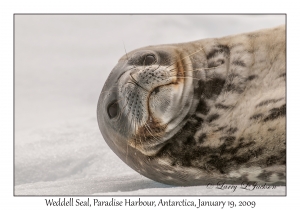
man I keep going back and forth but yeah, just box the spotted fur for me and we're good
[98,25,286,186]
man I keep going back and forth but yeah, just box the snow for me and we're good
[14,15,286,196]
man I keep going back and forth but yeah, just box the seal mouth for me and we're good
[151,86,161,95]
[127,60,195,155]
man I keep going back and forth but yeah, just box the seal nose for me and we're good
[129,72,150,92]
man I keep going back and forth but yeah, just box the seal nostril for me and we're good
[107,100,118,119]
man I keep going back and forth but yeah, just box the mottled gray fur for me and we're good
[97,25,286,186]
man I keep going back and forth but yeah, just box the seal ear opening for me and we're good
[107,100,118,119]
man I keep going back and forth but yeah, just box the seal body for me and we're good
[97,25,286,186]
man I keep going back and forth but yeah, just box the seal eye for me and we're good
[144,55,156,66]
[107,101,118,119]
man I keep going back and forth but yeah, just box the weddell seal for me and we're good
[97,25,286,186]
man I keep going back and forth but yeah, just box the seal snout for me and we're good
[100,47,196,155]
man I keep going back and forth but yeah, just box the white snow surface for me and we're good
[15,15,286,196]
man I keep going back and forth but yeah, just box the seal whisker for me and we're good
[175,76,203,81]
[126,141,129,163]
[183,66,221,72]
[133,118,144,148]
[123,41,129,61]
[144,122,160,142]
[163,48,204,71]
[115,99,133,136]
[167,67,177,73]
[129,112,136,136]
[166,58,222,77]
[110,97,126,108]
[128,75,150,92]
[115,100,129,122]
[137,133,143,146]
[141,125,148,143]
[133,118,137,149]
[166,61,221,78]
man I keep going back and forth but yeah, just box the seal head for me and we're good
[97,44,209,184]
[98,45,200,156]
[97,26,286,186]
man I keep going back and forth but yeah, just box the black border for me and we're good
[13,13,287,197]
